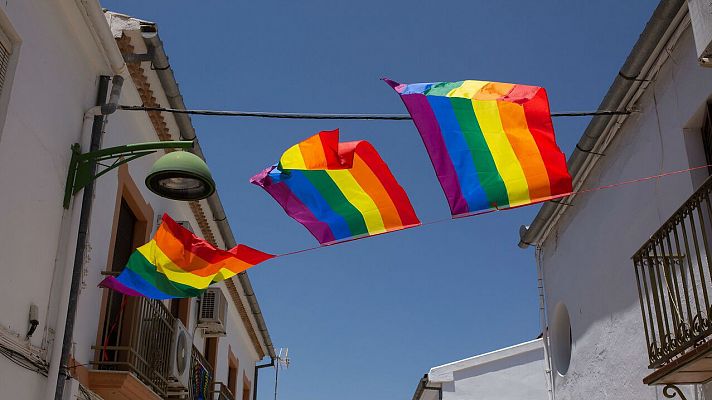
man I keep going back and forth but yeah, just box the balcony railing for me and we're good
[212,382,236,400]
[93,294,174,396]
[191,344,215,400]
[634,177,712,368]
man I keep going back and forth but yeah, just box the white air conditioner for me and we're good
[689,0,712,66]
[198,287,227,337]
[167,319,192,391]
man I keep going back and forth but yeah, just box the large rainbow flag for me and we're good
[100,214,274,299]
[251,129,420,244]
[385,79,572,216]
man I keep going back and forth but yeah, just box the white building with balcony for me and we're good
[518,0,712,399]
[0,2,275,400]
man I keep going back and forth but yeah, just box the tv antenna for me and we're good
[274,347,290,400]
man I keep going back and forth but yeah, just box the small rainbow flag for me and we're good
[251,129,420,244]
[100,214,274,299]
[385,79,572,216]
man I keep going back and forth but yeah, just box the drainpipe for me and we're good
[142,31,276,360]
[49,75,124,400]
[536,245,555,400]
[253,358,275,400]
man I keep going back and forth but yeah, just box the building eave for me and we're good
[427,339,543,383]
[104,10,275,359]
[519,0,688,249]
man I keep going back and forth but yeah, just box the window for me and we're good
[0,12,18,142]
[0,27,10,96]
[228,349,239,397]
[551,302,572,376]
[170,298,190,327]
[242,373,251,400]
[205,337,219,371]
[100,199,139,361]
[702,102,712,175]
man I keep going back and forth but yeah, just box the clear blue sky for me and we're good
[103,1,658,399]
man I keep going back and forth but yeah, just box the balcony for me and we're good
[91,295,174,398]
[190,344,215,400]
[212,382,236,400]
[633,177,712,385]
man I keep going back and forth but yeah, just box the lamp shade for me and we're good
[145,151,215,201]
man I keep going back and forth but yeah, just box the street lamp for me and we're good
[63,140,214,208]
[145,150,215,200]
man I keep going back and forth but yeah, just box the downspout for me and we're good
[519,0,686,249]
[142,32,276,359]
[536,245,555,400]
[50,75,124,400]
[253,358,276,400]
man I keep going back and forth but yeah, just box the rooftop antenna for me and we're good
[274,347,290,400]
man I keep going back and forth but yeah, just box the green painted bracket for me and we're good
[63,140,194,209]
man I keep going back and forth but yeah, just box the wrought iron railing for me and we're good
[93,294,174,396]
[212,382,236,400]
[634,177,712,368]
[191,344,215,400]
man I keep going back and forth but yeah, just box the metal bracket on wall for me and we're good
[662,384,688,400]
[62,140,194,209]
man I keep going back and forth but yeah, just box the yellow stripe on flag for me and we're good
[138,241,214,289]
[447,80,489,99]
[472,99,531,206]
[326,169,386,235]
[280,144,307,169]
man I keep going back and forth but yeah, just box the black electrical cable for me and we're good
[118,105,631,120]
[0,343,49,376]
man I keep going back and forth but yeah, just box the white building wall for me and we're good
[539,23,712,400]
[0,1,116,399]
[0,2,267,399]
[430,340,548,400]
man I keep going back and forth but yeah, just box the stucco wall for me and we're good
[0,1,114,399]
[0,2,265,399]
[540,24,712,400]
[435,341,548,400]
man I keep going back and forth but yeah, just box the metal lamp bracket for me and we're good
[63,140,194,209]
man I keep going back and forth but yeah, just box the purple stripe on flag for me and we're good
[251,167,336,244]
[99,276,144,297]
[399,93,469,215]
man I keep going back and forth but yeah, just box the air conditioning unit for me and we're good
[167,319,192,392]
[198,287,227,337]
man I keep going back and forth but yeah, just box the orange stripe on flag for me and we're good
[497,101,551,199]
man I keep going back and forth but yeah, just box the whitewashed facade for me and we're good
[412,339,548,400]
[519,0,712,399]
[0,2,273,400]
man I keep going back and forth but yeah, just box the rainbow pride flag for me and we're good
[100,214,274,299]
[251,129,420,244]
[385,79,572,216]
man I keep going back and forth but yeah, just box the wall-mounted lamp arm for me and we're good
[63,140,194,208]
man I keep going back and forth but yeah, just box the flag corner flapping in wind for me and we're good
[100,214,274,299]
[250,129,420,245]
[385,78,572,216]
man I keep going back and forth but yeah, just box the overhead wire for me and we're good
[118,105,631,121]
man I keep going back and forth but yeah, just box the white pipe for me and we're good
[44,2,127,398]
[73,0,126,75]
[536,246,555,400]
